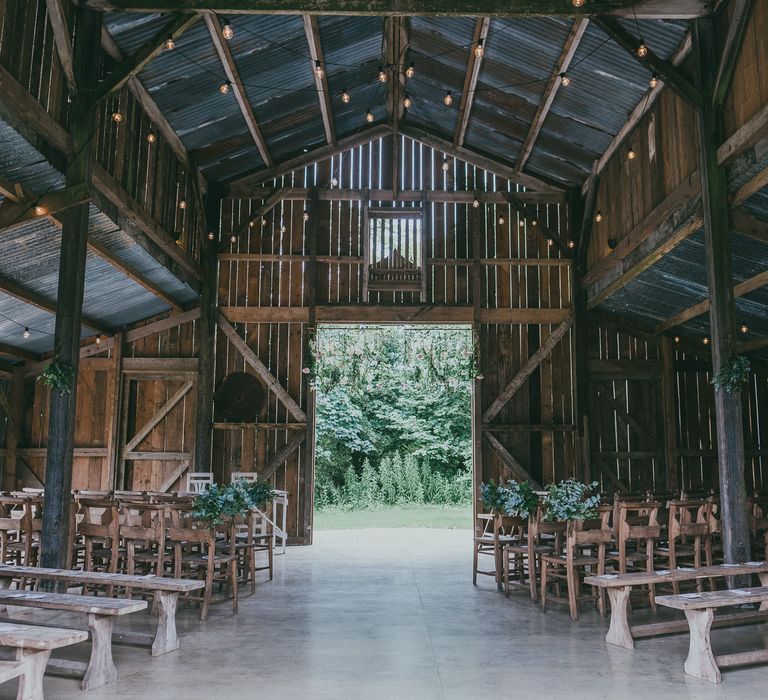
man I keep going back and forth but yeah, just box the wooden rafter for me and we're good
[123,379,194,453]
[204,12,273,168]
[516,17,588,172]
[482,313,574,423]
[0,184,90,234]
[0,273,110,336]
[0,342,39,362]
[454,17,490,148]
[90,13,201,104]
[588,31,692,187]
[504,191,569,253]
[81,0,713,20]
[385,16,407,196]
[45,0,77,95]
[712,0,753,109]
[216,312,307,422]
[224,123,390,193]
[593,16,703,111]
[655,268,768,335]
[303,15,336,145]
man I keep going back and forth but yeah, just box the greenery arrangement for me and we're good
[480,479,507,513]
[313,326,474,512]
[38,358,76,394]
[712,355,751,394]
[502,480,539,519]
[191,480,276,526]
[542,479,600,522]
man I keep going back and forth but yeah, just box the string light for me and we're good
[365,109,374,123]
[95,335,102,345]
[443,90,453,106]
[341,88,350,104]
[498,216,505,225]
[314,60,324,79]
[594,210,603,223]
[178,200,187,210]
[474,39,484,59]
[303,210,310,222]
[230,234,237,243]
[547,238,554,247]
[280,225,287,233]
[637,43,648,58]
[560,73,571,87]
[249,220,256,228]
[442,157,450,172]
[740,323,749,334]
[378,66,387,83]
[330,177,338,186]
[703,336,710,345]
[220,81,231,95]
[531,219,538,227]
[22,327,30,340]
[472,198,480,208]
[146,131,156,144]
[403,94,412,109]
[519,219,525,228]
[627,147,636,160]
[405,62,415,79]
[208,231,215,240]
[674,336,681,343]
[164,36,175,51]
[33,205,46,216]
[572,0,586,6]
[649,74,659,89]
[567,240,575,249]
[111,112,123,123]
[222,18,233,40]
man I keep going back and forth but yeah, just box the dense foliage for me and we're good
[313,326,474,510]
[480,479,539,518]
[191,480,276,525]
[712,355,751,394]
[542,479,600,521]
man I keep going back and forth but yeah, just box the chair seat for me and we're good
[541,553,600,566]
[506,544,554,555]
[474,534,520,544]
[181,553,237,565]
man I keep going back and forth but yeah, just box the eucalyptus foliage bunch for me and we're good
[38,359,75,394]
[480,479,507,513]
[502,480,539,519]
[712,355,751,394]
[236,479,276,510]
[191,480,276,526]
[542,479,600,522]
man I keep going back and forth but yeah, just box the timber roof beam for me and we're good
[303,15,336,145]
[454,16,490,148]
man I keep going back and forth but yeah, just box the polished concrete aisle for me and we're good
[7,528,765,699]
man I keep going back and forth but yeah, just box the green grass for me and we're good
[313,504,472,530]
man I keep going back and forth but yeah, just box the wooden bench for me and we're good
[585,562,768,649]
[656,586,768,683]
[0,589,146,690]
[0,622,87,699]
[0,566,204,657]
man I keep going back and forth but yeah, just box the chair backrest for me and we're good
[667,499,710,540]
[617,500,661,543]
[76,498,120,540]
[749,496,768,534]
[186,472,214,493]
[119,503,165,542]
[567,513,612,559]
[231,472,257,483]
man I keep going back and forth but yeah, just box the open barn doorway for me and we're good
[311,324,475,531]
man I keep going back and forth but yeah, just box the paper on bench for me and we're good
[679,593,702,598]
[720,563,740,567]
[656,570,670,575]
[747,561,765,566]
[729,589,751,595]
[599,574,618,579]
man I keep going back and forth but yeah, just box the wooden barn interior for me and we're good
[1,0,768,697]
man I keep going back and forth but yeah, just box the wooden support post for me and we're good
[471,198,483,513]
[693,18,750,568]
[2,368,24,491]
[194,190,220,473]
[660,337,679,491]
[104,333,123,489]
[41,6,102,571]
[302,189,319,544]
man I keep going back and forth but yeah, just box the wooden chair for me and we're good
[608,500,662,610]
[185,473,214,494]
[230,509,274,594]
[167,515,238,621]
[504,506,565,602]
[748,495,768,561]
[704,496,722,566]
[473,513,523,590]
[76,499,121,581]
[654,499,710,594]
[0,497,30,566]
[540,510,613,620]
[118,503,166,586]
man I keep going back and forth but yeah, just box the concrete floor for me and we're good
[1,528,766,699]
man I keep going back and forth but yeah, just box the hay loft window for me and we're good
[364,207,425,300]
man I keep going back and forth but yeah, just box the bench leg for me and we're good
[82,614,117,690]
[605,586,633,649]
[152,591,180,656]
[684,608,721,683]
[16,649,50,700]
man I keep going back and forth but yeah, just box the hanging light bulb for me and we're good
[378,66,388,83]
[330,177,338,186]
[178,200,187,210]
[740,323,749,334]
[220,81,231,95]
[674,336,681,343]
[703,336,710,345]
[405,62,415,79]
[627,147,636,160]
[498,216,505,225]
[403,94,412,109]
[207,231,215,240]
[146,131,156,144]
[649,74,659,89]
[472,198,480,209]
[531,219,538,227]
[637,43,648,58]
[474,39,484,59]
[280,225,287,234]
[230,233,237,243]
[572,0,586,6]
[443,90,453,107]
[442,157,450,172]
[95,334,102,345]
[22,327,30,340]
[341,88,350,104]
[594,210,603,223]
[365,109,375,123]
[164,36,175,51]
[222,18,233,40]
[547,238,554,247]
[314,60,324,79]
[303,210,310,222]
[249,220,256,228]
[33,205,46,216]
[567,239,576,249]
[560,73,571,87]
[111,112,123,123]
